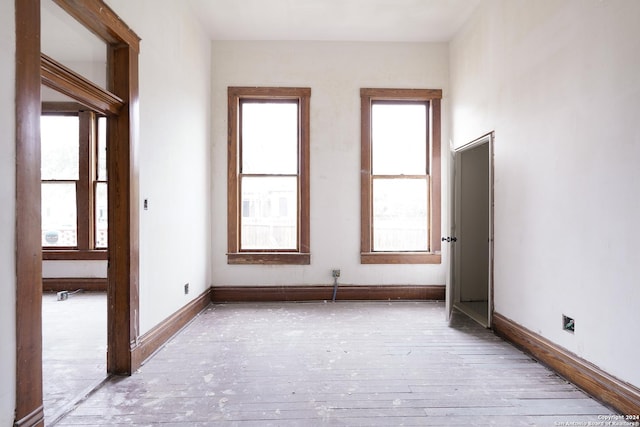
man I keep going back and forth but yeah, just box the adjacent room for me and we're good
[1,0,639,426]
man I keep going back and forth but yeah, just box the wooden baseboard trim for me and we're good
[131,288,212,368]
[492,312,640,415]
[14,405,44,427]
[211,285,445,302]
[43,277,108,292]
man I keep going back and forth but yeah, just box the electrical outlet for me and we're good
[332,269,340,278]
[184,283,189,295]
[563,314,574,333]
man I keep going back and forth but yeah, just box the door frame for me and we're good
[446,132,494,327]
[15,1,140,425]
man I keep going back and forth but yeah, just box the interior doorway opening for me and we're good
[450,133,494,327]
[15,1,140,425]
[40,87,109,423]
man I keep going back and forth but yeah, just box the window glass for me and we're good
[240,176,297,250]
[97,116,107,181]
[42,182,77,247]
[41,115,79,180]
[241,102,298,174]
[372,103,426,175]
[373,179,428,251]
[95,182,108,248]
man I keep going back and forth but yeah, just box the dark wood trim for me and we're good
[492,312,640,416]
[360,93,372,255]
[227,87,311,264]
[77,110,91,250]
[299,90,311,253]
[360,88,443,100]
[43,249,108,260]
[15,0,45,426]
[41,54,123,115]
[106,43,140,375]
[360,88,443,263]
[131,289,212,368]
[360,252,441,264]
[14,406,45,427]
[211,285,445,303]
[51,0,140,52]
[42,101,85,113]
[228,86,312,99]
[227,88,239,254]
[227,252,311,265]
[43,277,107,292]
[430,98,442,253]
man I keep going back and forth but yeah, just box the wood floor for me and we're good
[55,301,614,426]
[43,291,107,425]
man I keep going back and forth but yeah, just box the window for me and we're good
[360,88,442,264]
[41,103,108,258]
[227,87,311,264]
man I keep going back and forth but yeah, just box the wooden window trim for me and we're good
[360,88,442,264]
[41,54,124,115]
[41,104,106,255]
[227,87,311,265]
[43,250,108,260]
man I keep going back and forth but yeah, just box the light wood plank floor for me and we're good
[43,292,107,425]
[55,301,615,426]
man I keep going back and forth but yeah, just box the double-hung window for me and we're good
[41,103,108,258]
[227,87,311,264]
[360,88,442,264]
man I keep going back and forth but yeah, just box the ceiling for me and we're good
[187,0,480,43]
[40,0,480,66]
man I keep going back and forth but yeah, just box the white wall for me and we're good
[0,1,16,424]
[211,41,449,287]
[450,0,640,387]
[42,261,107,278]
[104,0,212,334]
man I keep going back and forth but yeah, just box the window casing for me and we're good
[360,88,442,264]
[227,87,311,265]
[41,103,108,259]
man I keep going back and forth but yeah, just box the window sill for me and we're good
[360,252,441,265]
[228,252,310,265]
[43,250,108,261]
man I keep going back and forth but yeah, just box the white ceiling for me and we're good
[187,0,480,42]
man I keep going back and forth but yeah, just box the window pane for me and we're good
[42,182,77,247]
[241,176,297,250]
[372,103,426,175]
[41,115,79,180]
[373,178,428,251]
[97,116,107,181]
[95,182,108,248]
[241,102,298,174]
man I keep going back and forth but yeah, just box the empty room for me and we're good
[1,0,639,426]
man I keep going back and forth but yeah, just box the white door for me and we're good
[445,143,457,321]
[446,133,494,327]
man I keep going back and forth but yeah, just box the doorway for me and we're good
[448,132,494,327]
[40,88,109,422]
[15,1,141,425]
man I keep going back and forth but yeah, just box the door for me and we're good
[445,132,494,327]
